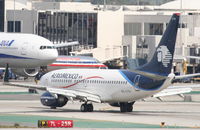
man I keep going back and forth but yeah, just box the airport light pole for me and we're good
[180,0,184,56]
[103,0,106,10]
[180,0,186,74]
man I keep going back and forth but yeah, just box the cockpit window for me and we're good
[40,46,56,50]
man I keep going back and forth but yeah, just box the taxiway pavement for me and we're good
[0,81,200,128]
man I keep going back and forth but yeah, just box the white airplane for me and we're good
[7,13,197,112]
[0,33,58,77]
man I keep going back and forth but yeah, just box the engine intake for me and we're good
[11,68,39,77]
[40,92,68,107]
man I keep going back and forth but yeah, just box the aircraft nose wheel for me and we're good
[80,103,93,112]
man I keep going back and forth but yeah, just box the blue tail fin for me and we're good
[137,13,180,76]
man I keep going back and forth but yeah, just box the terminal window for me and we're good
[144,23,163,35]
[124,23,141,35]
[7,21,21,32]
[0,0,4,32]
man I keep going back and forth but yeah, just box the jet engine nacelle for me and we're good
[40,92,68,107]
[11,68,39,77]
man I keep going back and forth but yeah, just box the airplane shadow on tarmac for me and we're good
[5,106,199,118]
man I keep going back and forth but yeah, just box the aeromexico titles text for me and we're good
[51,73,83,79]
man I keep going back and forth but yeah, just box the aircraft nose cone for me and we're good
[49,50,58,61]
[41,50,58,65]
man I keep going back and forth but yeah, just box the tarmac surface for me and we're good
[0,81,200,129]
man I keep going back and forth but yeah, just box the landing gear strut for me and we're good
[80,103,93,112]
[4,64,9,82]
[120,102,135,112]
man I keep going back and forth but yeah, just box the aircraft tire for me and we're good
[81,104,87,112]
[120,103,127,112]
[87,104,94,112]
[127,105,133,112]
[120,103,133,112]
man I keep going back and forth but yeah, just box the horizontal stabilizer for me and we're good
[175,73,200,79]
[153,86,192,97]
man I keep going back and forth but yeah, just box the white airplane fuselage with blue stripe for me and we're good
[0,33,58,68]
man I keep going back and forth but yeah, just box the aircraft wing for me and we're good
[47,88,101,103]
[153,84,200,98]
[174,55,200,60]
[175,73,200,79]
[4,82,101,103]
[153,86,192,97]
[4,82,46,90]
[186,56,200,60]
[54,41,79,48]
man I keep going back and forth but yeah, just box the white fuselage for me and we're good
[0,33,58,68]
[40,69,174,102]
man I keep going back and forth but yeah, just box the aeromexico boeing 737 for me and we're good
[0,33,58,77]
[8,14,190,112]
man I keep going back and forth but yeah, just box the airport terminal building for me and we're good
[3,0,200,73]
[37,11,98,53]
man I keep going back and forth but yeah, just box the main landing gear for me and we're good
[50,106,57,109]
[120,102,135,112]
[4,64,9,82]
[80,103,93,112]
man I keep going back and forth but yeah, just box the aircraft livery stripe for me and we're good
[119,70,165,91]
[54,61,98,64]
[8,40,15,46]
[49,64,107,68]
[60,76,104,88]
[0,53,34,59]
[118,70,135,86]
